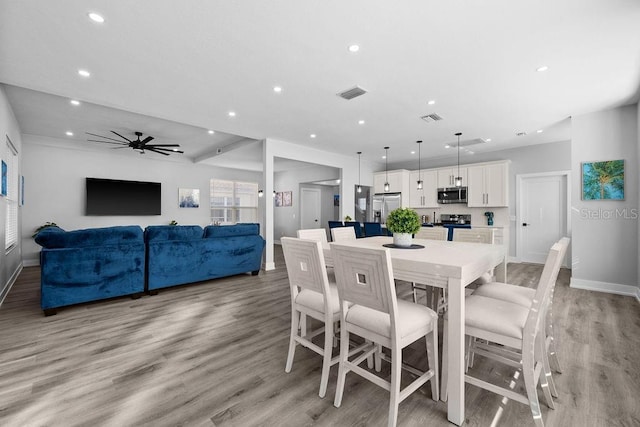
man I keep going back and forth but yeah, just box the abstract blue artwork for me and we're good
[1,160,6,196]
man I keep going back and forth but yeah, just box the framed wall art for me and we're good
[1,160,6,197]
[581,159,624,200]
[179,188,200,208]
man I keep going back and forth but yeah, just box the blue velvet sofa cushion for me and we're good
[146,223,265,291]
[36,225,144,249]
[203,223,259,238]
[145,225,204,242]
[36,225,146,312]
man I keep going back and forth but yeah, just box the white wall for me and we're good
[21,137,261,264]
[0,85,23,304]
[571,104,638,295]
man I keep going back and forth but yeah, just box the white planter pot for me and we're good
[393,232,412,248]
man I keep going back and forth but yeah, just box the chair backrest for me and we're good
[296,228,328,243]
[331,226,357,242]
[331,243,398,319]
[452,228,494,244]
[363,222,384,237]
[523,238,570,347]
[328,221,344,229]
[281,237,332,304]
[415,227,448,241]
[344,221,363,238]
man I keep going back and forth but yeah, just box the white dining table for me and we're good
[324,236,507,426]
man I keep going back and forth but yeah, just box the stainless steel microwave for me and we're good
[437,187,467,204]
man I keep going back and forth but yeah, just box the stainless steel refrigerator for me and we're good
[372,193,401,224]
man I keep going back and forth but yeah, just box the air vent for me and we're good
[516,131,527,136]
[459,138,487,148]
[420,113,443,123]
[445,138,488,148]
[337,86,367,100]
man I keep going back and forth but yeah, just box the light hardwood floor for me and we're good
[1,247,639,427]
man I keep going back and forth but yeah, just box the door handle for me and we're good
[315,219,318,222]
[522,222,528,226]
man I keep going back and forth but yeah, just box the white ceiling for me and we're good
[1,0,639,170]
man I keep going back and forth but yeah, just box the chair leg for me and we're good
[522,344,545,427]
[333,325,350,408]
[300,314,307,337]
[546,312,562,374]
[366,340,374,369]
[285,310,299,373]
[537,333,556,408]
[388,345,402,427]
[375,343,383,372]
[426,329,439,401]
[318,320,334,398]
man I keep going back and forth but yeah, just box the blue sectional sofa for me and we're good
[145,223,265,292]
[35,225,146,315]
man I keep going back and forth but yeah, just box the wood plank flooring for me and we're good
[1,248,639,426]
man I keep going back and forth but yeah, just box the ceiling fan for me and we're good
[86,131,184,156]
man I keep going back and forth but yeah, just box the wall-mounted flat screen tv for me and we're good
[86,178,161,215]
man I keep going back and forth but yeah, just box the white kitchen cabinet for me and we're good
[437,166,467,188]
[467,162,509,207]
[374,170,410,196]
[409,170,438,208]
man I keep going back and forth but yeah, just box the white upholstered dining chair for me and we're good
[471,237,570,374]
[280,237,341,398]
[451,227,495,244]
[331,226,356,242]
[441,239,568,427]
[331,243,439,427]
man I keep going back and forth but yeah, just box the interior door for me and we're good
[301,187,322,230]
[518,174,567,264]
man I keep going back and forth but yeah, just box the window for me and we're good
[4,137,18,251]
[210,179,258,224]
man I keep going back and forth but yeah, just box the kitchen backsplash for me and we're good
[414,206,509,227]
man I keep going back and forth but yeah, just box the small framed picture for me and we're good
[179,188,200,208]
[1,160,7,197]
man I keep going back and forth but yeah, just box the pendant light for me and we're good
[383,146,390,192]
[416,140,423,190]
[454,132,463,187]
[357,151,362,193]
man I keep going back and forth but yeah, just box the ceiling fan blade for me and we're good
[145,144,180,147]
[150,147,184,154]
[141,136,154,144]
[86,132,129,143]
[110,131,133,143]
[87,139,129,146]
[146,148,170,156]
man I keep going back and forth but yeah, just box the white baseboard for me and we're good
[570,277,639,298]
[0,263,23,308]
[22,259,39,267]
[508,256,520,263]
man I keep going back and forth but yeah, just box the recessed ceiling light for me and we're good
[65,131,74,136]
[427,100,436,105]
[444,144,451,148]
[88,12,105,23]
[228,111,236,117]
[382,155,386,159]
[273,86,282,93]
[536,65,549,72]
[310,134,317,138]
[485,138,492,142]
[78,69,91,77]
[537,129,544,133]
[348,44,360,53]
[358,120,365,125]
[70,100,80,106]
[208,130,215,134]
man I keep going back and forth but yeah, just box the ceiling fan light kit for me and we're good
[86,131,183,156]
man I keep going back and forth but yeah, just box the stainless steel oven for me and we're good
[437,187,467,204]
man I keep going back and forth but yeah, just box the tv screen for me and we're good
[86,178,161,215]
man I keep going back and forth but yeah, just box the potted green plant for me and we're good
[385,208,421,247]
